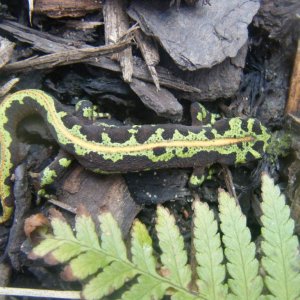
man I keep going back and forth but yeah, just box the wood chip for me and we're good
[33,0,102,19]
[130,78,183,121]
[103,0,133,82]
[134,29,160,90]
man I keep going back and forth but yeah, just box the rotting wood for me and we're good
[134,29,160,90]
[0,20,200,94]
[2,40,131,73]
[103,0,133,82]
[33,0,102,19]
[59,166,141,235]
[285,40,300,115]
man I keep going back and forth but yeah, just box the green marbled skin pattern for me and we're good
[0,89,270,222]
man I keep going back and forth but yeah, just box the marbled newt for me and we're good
[0,89,270,223]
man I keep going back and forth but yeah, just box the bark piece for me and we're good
[58,165,141,235]
[128,0,260,70]
[254,0,300,41]
[174,44,248,101]
[130,78,183,120]
[0,78,20,98]
[0,36,14,68]
[103,0,133,82]
[135,29,160,89]
[34,0,102,19]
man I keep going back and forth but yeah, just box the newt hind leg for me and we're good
[189,167,216,188]
[38,150,73,199]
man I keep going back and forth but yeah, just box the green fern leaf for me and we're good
[51,217,76,241]
[69,251,109,279]
[99,212,128,261]
[193,201,228,300]
[131,220,156,274]
[50,241,83,263]
[68,214,108,279]
[33,217,84,263]
[156,205,192,288]
[31,238,65,257]
[75,214,100,249]
[82,261,137,299]
[261,173,300,299]
[219,190,263,300]
[122,275,168,300]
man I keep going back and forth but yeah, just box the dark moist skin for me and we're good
[0,89,270,223]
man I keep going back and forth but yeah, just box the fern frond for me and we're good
[131,220,156,274]
[219,190,263,299]
[33,217,83,263]
[32,174,300,300]
[193,201,228,300]
[75,213,100,249]
[122,275,168,300]
[32,210,199,300]
[261,173,300,299]
[68,250,109,279]
[99,212,128,261]
[82,261,137,299]
[31,238,66,258]
[51,217,76,241]
[156,205,192,288]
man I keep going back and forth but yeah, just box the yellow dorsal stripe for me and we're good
[2,90,254,155]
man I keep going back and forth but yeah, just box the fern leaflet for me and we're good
[261,173,300,299]
[32,208,200,300]
[156,205,192,289]
[219,190,263,299]
[193,201,228,300]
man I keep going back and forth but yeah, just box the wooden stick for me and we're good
[285,40,300,115]
[0,287,80,299]
[2,40,131,73]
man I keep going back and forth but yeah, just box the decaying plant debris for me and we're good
[0,0,299,297]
